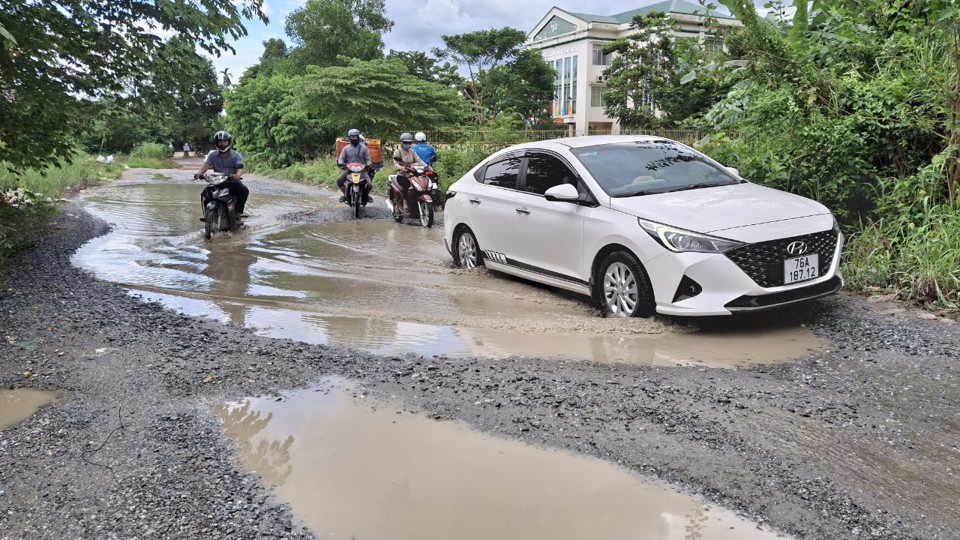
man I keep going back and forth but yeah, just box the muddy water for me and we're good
[73,171,827,366]
[214,377,791,540]
[0,389,59,431]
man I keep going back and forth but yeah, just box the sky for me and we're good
[208,0,680,81]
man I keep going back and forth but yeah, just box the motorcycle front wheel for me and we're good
[418,200,434,228]
[350,186,362,218]
[204,207,217,239]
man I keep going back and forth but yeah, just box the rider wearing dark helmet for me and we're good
[194,130,250,217]
[336,128,374,204]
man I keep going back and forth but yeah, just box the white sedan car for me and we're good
[442,135,843,317]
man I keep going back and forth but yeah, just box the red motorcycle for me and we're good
[387,164,439,228]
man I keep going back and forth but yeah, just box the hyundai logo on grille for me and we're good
[786,241,809,256]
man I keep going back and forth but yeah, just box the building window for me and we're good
[592,44,610,66]
[550,55,578,116]
[591,86,605,108]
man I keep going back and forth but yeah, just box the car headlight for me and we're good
[638,219,744,253]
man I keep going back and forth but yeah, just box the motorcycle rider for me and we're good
[194,130,249,219]
[392,132,430,208]
[336,128,374,204]
[411,132,437,167]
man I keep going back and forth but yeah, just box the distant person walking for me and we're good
[182,142,191,158]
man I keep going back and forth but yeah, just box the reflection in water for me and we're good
[212,400,293,486]
[74,177,831,366]
[202,245,257,326]
[215,378,791,540]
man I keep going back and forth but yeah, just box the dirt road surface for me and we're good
[1,168,958,539]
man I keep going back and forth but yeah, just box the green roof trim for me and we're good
[534,15,579,40]
[571,0,735,23]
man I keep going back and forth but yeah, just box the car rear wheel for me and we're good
[595,251,655,318]
[453,228,482,269]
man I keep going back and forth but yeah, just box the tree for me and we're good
[602,12,683,129]
[225,74,326,168]
[297,57,470,138]
[432,28,528,126]
[482,50,555,126]
[386,50,462,87]
[284,0,393,72]
[0,0,266,172]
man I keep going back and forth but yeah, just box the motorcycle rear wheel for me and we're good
[418,200,434,228]
[220,205,236,232]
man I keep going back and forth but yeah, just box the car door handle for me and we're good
[469,198,481,204]
[515,207,530,215]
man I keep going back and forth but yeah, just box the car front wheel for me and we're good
[595,251,655,318]
[453,228,483,269]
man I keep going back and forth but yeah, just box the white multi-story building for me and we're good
[525,1,739,135]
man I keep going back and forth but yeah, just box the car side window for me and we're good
[522,152,576,196]
[482,155,522,189]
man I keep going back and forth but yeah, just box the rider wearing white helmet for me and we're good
[411,131,437,168]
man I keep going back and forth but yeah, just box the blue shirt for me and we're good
[411,142,437,165]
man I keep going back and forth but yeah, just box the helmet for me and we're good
[415,132,427,142]
[348,128,361,145]
[214,130,232,152]
[400,132,414,143]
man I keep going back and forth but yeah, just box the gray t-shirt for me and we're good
[204,150,244,175]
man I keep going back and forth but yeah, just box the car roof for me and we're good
[504,135,678,153]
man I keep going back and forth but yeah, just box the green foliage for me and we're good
[433,28,528,125]
[127,144,176,169]
[0,155,124,287]
[844,205,960,309]
[296,57,471,137]
[225,75,331,169]
[285,0,393,72]
[482,50,555,125]
[0,0,266,172]
[603,12,679,129]
[386,50,463,87]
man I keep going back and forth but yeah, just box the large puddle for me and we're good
[214,377,791,540]
[0,389,59,431]
[73,170,829,366]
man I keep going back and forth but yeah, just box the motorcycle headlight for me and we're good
[638,219,743,253]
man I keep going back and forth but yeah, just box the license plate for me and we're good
[784,254,819,284]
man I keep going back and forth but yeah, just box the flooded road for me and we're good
[214,377,790,540]
[71,168,828,367]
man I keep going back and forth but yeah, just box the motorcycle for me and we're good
[342,162,372,219]
[387,164,439,228]
[198,172,241,240]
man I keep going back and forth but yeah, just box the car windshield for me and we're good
[572,141,742,197]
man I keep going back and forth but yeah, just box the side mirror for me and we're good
[725,166,740,177]
[544,183,580,202]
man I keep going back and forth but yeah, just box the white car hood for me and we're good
[608,182,831,235]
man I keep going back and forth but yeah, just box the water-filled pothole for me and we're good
[214,377,791,540]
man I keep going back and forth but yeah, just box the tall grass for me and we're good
[843,207,960,309]
[0,154,124,286]
[127,143,177,169]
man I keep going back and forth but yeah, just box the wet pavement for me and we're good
[72,167,829,368]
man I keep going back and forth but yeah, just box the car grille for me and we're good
[725,229,839,288]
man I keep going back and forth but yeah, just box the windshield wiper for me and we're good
[663,182,726,194]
